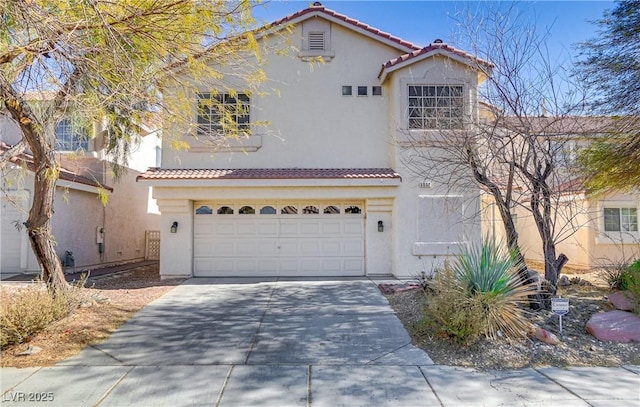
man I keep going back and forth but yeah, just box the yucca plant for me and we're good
[451,238,536,339]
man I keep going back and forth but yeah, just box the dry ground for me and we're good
[2,266,638,370]
[1,265,184,368]
[385,269,640,370]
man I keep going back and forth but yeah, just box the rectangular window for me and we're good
[342,86,352,96]
[408,85,463,129]
[197,92,250,137]
[55,119,89,151]
[357,86,368,96]
[308,32,325,51]
[372,86,382,96]
[604,207,638,232]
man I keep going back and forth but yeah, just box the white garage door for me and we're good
[193,202,365,277]
[1,196,25,273]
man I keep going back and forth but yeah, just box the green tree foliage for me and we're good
[0,0,267,291]
[577,1,640,191]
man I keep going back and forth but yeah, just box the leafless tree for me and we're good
[401,3,592,300]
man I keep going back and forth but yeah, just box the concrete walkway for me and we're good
[2,278,639,406]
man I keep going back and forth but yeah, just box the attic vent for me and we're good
[308,32,325,51]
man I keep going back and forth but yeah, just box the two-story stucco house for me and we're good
[138,3,491,279]
[1,103,161,274]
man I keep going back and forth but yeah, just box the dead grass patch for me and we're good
[1,265,184,368]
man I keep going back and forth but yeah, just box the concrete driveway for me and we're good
[2,278,639,406]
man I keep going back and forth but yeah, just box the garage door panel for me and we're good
[194,221,215,236]
[279,259,299,273]
[214,222,236,235]
[300,221,321,234]
[343,240,364,255]
[193,202,365,277]
[322,222,341,234]
[343,221,364,235]
[321,241,341,255]
[258,221,278,235]
[279,221,299,235]
[236,241,256,256]
[344,259,364,273]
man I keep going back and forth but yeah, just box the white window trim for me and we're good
[595,201,640,245]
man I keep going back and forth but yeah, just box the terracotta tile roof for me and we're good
[137,168,401,181]
[269,2,421,52]
[0,143,113,191]
[379,40,494,80]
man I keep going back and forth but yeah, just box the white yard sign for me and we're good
[551,297,570,333]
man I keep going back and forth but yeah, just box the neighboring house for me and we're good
[137,3,490,279]
[0,107,161,274]
[484,116,640,270]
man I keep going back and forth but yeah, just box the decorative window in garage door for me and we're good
[195,205,213,215]
[195,203,363,216]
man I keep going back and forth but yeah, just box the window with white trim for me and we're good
[604,207,638,232]
[197,92,250,137]
[55,119,89,151]
[408,85,463,130]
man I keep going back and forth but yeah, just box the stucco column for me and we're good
[365,198,394,276]
[156,199,193,279]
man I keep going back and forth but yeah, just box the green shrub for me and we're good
[599,258,633,290]
[622,260,640,315]
[420,239,535,345]
[419,267,488,346]
[0,283,83,348]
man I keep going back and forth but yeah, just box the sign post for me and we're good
[551,297,569,333]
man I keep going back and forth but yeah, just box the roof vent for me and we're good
[433,39,443,44]
[312,2,323,7]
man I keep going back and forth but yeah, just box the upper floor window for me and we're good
[55,119,88,151]
[408,85,463,130]
[197,92,250,137]
[604,207,638,232]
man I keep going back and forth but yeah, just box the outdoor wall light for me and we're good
[378,220,384,232]
[170,221,179,233]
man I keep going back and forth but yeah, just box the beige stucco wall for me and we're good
[163,22,402,170]
[151,16,486,279]
[387,56,484,276]
[514,191,640,269]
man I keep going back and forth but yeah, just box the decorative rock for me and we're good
[608,291,636,311]
[16,345,42,356]
[531,326,561,345]
[586,310,640,342]
[558,275,571,287]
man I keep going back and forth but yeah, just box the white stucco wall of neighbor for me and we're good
[1,115,160,273]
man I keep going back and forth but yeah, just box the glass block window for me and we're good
[197,92,250,136]
[55,119,88,151]
[408,85,463,129]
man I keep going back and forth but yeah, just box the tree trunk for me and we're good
[28,160,68,293]
[3,96,69,293]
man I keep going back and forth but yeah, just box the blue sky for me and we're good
[253,1,613,62]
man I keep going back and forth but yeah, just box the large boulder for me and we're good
[608,291,636,311]
[586,310,640,342]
